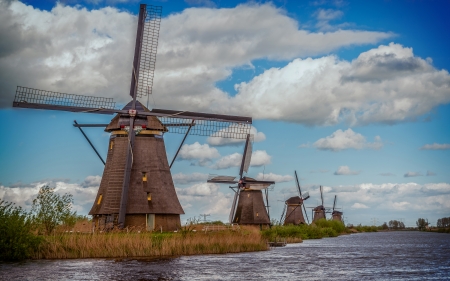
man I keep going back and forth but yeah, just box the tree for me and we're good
[31,186,76,235]
[0,200,41,261]
[381,222,389,230]
[416,218,428,231]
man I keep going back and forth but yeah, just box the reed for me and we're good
[31,228,268,259]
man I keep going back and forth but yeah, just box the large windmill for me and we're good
[207,135,275,226]
[12,4,252,231]
[280,171,310,225]
[331,195,343,222]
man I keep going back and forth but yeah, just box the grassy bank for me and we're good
[32,227,268,259]
[262,219,349,242]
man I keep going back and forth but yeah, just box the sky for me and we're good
[0,0,449,227]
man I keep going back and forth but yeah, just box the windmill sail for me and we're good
[242,134,253,174]
[136,5,162,98]
[229,189,240,223]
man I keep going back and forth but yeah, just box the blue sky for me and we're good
[0,0,449,227]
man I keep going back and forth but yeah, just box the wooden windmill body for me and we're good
[208,135,275,226]
[281,171,310,225]
[312,185,327,223]
[331,195,343,222]
[12,5,252,231]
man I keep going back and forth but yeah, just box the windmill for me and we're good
[280,171,310,225]
[12,4,252,231]
[311,185,327,222]
[207,134,275,226]
[331,195,343,222]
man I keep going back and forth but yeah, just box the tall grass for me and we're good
[262,219,348,242]
[32,228,268,259]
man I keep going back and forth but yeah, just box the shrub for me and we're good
[0,200,42,261]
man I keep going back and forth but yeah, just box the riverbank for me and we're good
[31,226,267,259]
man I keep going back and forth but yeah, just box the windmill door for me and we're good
[146,214,155,231]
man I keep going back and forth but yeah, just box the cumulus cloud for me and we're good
[176,182,232,219]
[351,203,369,209]
[334,166,360,175]
[0,176,100,214]
[207,126,266,146]
[2,2,448,127]
[176,182,219,196]
[255,173,293,182]
[172,172,208,184]
[404,171,422,178]
[420,143,450,150]
[223,43,450,126]
[1,1,394,123]
[178,142,220,166]
[212,150,271,170]
[311,128,382,151]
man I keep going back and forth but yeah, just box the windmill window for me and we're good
[247,193,250,198]
[109,140,114,150]
[97,194,103,205]
[147,192,152,201]
[142,172,148,182]
[256,212,259,217]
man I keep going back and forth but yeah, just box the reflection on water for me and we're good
[1,231,449,280]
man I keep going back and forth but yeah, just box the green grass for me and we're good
[261,219,347,242]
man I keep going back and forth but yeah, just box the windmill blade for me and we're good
[147,110,252,140]
[229,188,240,223]
[242,134,253,174]
[320,185,324,207]
[207,175,238,184]
[239,134,250,178]
[280,204,286,223]
[169,120,195,168]
[244,181,275,190]
[303,203,310,224]
[294,170,303,198]
[73,120,105,165]
[333,195,337,212]
[134,5,162,99]
[13,86,119,115]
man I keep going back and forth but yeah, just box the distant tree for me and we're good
[0,200,42,261]
[381,222,389,230]
[388,220,405,230]
[416,218,428,231]
[31,186,76,235]
[437,217,450,228]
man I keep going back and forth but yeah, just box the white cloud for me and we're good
[250,150,271,167]
[379,173,395,176]
[176,183,232,219]
[172,172,208,184]
[212,150,271,170]
[223,43,450,126]
[351,203,369,209]
[176,182,219,197]
[207,126,266,146]
[311,128,382,151]
[390,201,410,211]
[420,143,450,150]
[178,142,220,165]
[0,176,100,214]
[404,171,422,178]
[212,152,242,170]
[316,9,343,21]
[0,1,393,119]
[334,166,360,175]
[255,173,293,182]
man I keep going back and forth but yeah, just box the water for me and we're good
[1,231,449,280]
